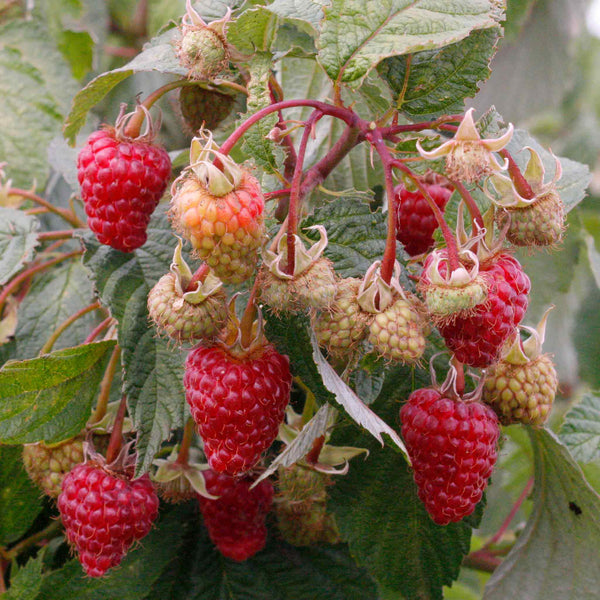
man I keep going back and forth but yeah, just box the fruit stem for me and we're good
[451,356,465,396]
[462,549,502,573]
[0,250,82,316]
[240,277,261,349]
[105,395,128,464]
[380,114,462,139]
[186,263,210,292]
[89,344,122,426]
[3,520,63,562]
[123,79,198,138]
[9,187,85,228]
[39,301,104,355]
[391,160,461,272]
[368,130,397,284]
[305,435,326,465]
[482,476,534,550]
[84,316,115,344]
[286,111,322,275]
[499,149,535,200]
[450,180,484,231]
[176,418,196,466]
[37,229,76,242]
[219,99,360,156]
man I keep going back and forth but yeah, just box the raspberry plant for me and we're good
[1,1,600,598]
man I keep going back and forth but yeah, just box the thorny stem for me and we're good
[2,520,63,562]
[499,149,535,199]
[39,302,103,355]
[186,263,210,292]
[0,250,82,316]
[9,187,84,228]
[392,161,461,272]
[176,418,196,466]
[483,477,534,550]
[84,316,114,344]
[105,395,128,464]
[286,111,322,275]
[450,179,484,231]
[89,345,122,426]
[368,130,398,285]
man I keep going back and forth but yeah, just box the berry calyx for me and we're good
[400,382,500,525]
[198,469,273,561]
[394,182,451,257]
[184,314,292,476]
[57,445,159,577]
[77,105,171,253]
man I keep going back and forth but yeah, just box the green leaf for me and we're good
[0,340,116,444]
[3,553,44,600]
[504,0,538,41]
[560,392,600,464]
[0,445,43,546]
[260,0,326,32]
[12,259,99,360]
[0,208,39,285]
[57,30,94,80]
[483,428,600,600]
[228,8,277,54]
[63,29,185,145]
[238,52,285,174]
[378,27,500,119]
[0,19,78,187]
[317,0,499,88]
[329,372,480,600]
[81,208,187,474]
[303,200,387,278]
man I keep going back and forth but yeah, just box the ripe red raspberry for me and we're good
[184,343,292,476]
[400,388,500,525]
[57,462,159,577]
[395,183,451,256]
[77,127,171,252]
[431,253,530,368]
[198,470,273,561]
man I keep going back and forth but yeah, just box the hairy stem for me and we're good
[105,395,128,464]
[37,230,76,242]
[186,263,210,292]
[84,316,114,344]
[450,179,484,231]
[39,302,103,355]
[10,188,84,228]
[176,418,196,466]
[89,344,122,426]
[499,149,535,199]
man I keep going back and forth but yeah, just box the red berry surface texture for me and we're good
[395,183,452,256]
[423,252,530,368]
[198,470,274,561]
[77,128,171,252]
[184,343,292,476]
[57,462,159,577]
[400,388,500,525]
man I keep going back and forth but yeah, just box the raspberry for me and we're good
[496,191,565,247]
[147,272,227,343]
[77,127,171,253]
[22,437,84,498]
[57,462,159,577]
[184,343,292,476]
[177,27,229,80]
[436,253,530,368]
[275,465,340,546]
[483,354,557,426]
[198,470,273,561]
[313,277,371,358]
[368,295,426,364]
[395,183,451,256]
[179,86,235,133]
[170,171,265,284]
[400,388,500,525]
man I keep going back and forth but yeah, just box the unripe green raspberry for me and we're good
[23,438,84,498]
[313,277,370,358]
[368,296,426,364]
[179,86,235,133]
[275,465,340,547]
[259,258,337,315]
[496,191,565,247]
[483,354,558,425]
[147,272,228,343]
[178,28,229,80]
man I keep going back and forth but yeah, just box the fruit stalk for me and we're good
[9,187,85,228]
[105,395,129,464]
[84,316,114,344]
[450,179,484,231]
[176,418,196,466]
[89,344,122,425]
[499,149,535,200]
